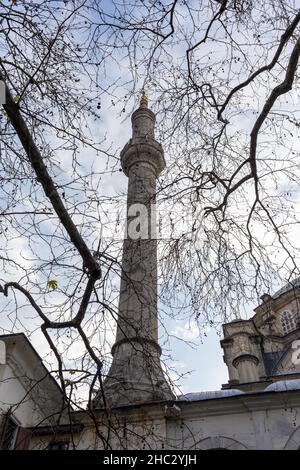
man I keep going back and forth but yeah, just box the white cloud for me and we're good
[171,320,210,342]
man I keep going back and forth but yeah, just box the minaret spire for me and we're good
[140,90,148,107]
[97,95,174,407]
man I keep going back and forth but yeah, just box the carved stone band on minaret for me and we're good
[95,97,174,407]
[121,140,165,177]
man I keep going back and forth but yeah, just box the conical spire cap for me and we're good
[140,90,148,107]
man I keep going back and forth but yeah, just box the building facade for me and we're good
[221,278,300,392]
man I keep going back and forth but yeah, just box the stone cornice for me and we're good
[73,388,300,425]
[176,389,300,419]
[111,336,162,357]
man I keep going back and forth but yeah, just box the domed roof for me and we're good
[178,389,245,401]
[264,379,300,392]
[273,276,300,299]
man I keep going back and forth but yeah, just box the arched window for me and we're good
[281,310,296,335]
[195,436,248,450]
[285,426,300,449]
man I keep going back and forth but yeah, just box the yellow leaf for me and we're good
[47,279,57,290]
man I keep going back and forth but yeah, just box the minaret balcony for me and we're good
[120,138,165,177]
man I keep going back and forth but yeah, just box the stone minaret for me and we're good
[98,94,174,407]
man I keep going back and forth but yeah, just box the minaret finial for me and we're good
[140,89,148,107]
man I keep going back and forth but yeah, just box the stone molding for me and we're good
[121,139,165,176]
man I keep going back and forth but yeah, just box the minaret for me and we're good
[97,94,174,407]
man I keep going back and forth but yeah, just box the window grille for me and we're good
[281,311,297,335]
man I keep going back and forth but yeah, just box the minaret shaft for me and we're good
[115,161,158,346]
[98,96,174,407]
